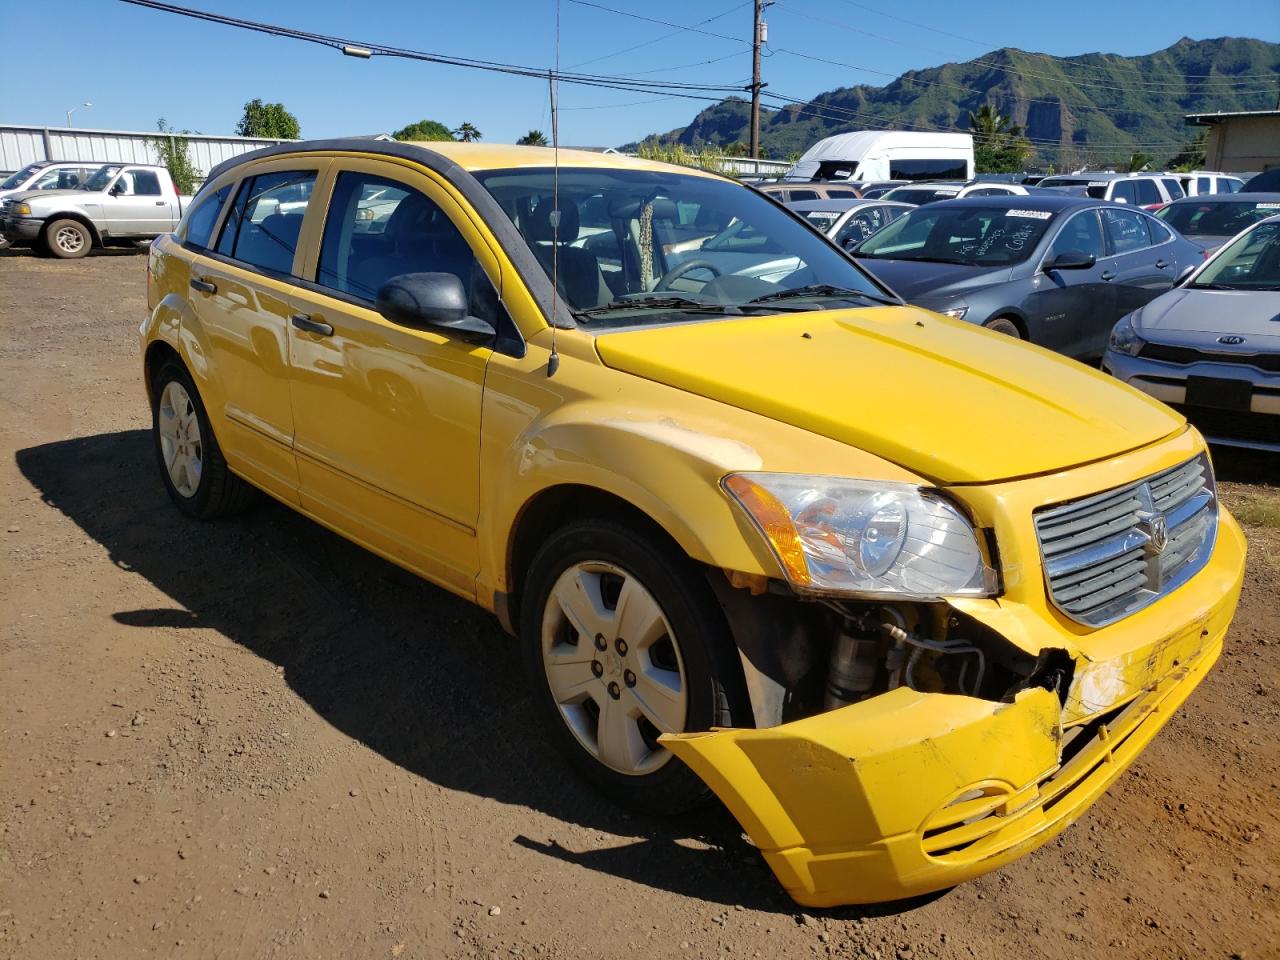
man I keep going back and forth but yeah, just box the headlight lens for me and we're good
[12,202,31,216]
[1108,312,1145,356]
[937,305,968,320]
[723,473,998,598]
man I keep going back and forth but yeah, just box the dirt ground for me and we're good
[1,248,1277,960]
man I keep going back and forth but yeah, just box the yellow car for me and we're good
[140,139,1246,908]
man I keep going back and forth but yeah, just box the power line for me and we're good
[566,0,748,46]
[568,0,751,69]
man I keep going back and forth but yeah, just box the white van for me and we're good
[785,131,975,183]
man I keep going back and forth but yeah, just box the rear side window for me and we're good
[1133,179,1161,206]
[215,170,317,275]
[1160,178,1185,200]
[788,190,819,202]
[824,189,857,199]
[1103,208,1152,253]
[1196,176,1214,194]
[1223,178,1242,194]
[1111,181,1137,204]
[1146,216,1173,244]
[183,184,231,250]
[316,170,502,325]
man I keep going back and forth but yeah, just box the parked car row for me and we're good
[0,161,191,256]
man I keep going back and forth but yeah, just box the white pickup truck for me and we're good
[0,163,192,258]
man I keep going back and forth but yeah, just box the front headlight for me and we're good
[12,202,31,216]
[937,304,968,320]
[723,473,998,598]
[1108,312,1145,356]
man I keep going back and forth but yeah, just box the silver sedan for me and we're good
[1104,214,1280,452]
[785,198,913,252]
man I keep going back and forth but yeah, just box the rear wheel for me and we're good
[983,315,1022,338]
[44,219,92,259]
[151,359,257,519]
[520,519,745,814]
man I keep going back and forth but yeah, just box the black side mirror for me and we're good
[1043,251,1096,271]
[109,182,124,196]
[1174,263,1197,286]
[374,272,496,343]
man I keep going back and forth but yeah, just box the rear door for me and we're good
[1024,209,1111,357]
[1101,207,1177,351]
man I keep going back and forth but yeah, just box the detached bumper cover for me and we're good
[661,516,1245,908]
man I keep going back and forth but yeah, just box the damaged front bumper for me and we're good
[660,512,1245,908]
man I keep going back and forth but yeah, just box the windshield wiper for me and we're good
[745,284,897,306]
[576,295,735,318]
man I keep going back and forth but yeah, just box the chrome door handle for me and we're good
[1101,270,1116,281]
[189,277,216,294]
[1155,259,1169,269]
[291,313,334,336]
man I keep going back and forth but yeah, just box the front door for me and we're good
[104,168,170,235]
[1103,208,1177,354]
[190,161,327,501]
[286,162,497,596]
[1024,209,1112,358]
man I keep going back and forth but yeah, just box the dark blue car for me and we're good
[850,195,1205,359]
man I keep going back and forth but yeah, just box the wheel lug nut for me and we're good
[594,634,607,651]
[607,681,621,700]
[591,660,603,678]
[624,669,636,688]
[616,638,628,656]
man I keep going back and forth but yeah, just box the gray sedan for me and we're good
[785,198,913,251]
[1155,193,1280,256]
[1103,215,1280,452]
[850,195,1205,359]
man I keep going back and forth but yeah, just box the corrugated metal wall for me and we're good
[0,124,296,180]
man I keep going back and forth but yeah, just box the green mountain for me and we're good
[625,37,1280,167]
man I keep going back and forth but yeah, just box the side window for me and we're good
[111,171,137,196]
[1223,178,1242,194]
[789,190,819,201]
[1134,179,1162,206]
[32,168,67,189]
[1145,216,1173,244]
[1160,178,1185,200]
[316,171,501,325]
[1197,176,1214,195]
[215,170,317,275]
[1103,208,1152,254]
[132,170,162,196]
[183,185,231,250]
[1049,210,1105,260]
[1111,181,1137,204]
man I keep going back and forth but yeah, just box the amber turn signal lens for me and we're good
[723,474,811,587]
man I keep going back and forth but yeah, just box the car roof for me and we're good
[204,137,722,185]
[786,198,910,212]
[923,194,1103,212]
[1163,192,1280,204]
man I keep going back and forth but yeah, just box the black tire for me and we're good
[520,519,746,815]
[43,218,92,259]
[983,315,1022,338]
[0,235,11,252]
[151,359,257,519]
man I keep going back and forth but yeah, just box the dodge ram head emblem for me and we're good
[1217,335,1246,345]
[1145,515,1170,554]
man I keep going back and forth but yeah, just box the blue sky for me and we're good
[2,0,1277,146]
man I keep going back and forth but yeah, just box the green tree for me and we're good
[1125,151,1154,173]
[148,118,202,196]
[235,99,301,140]
[967,103,1032,174]
[517,129,549,146]
[453,122,482,143]
[393,119,455,141]
[1167,131,1207,172]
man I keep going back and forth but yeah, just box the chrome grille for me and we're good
[1034,454,1217,627]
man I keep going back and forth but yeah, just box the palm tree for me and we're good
[517,129,548,146]
[453,122,483,143]
[1125,151,1153,173]
[967,103,1032,173]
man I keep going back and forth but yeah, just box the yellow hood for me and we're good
[593,307,1184,484]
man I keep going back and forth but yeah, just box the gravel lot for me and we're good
[1,248,1277,960]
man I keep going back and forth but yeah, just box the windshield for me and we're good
[1,163,41,190]
[1158,200,1280,237]
[802,210,842,231]
[83,165,122,192]
[882,187,960,205]
[854,204,1055,266]
[1189,220,1280,291]
[473,166,892,324]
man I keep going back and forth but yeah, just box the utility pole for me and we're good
[750,0,768,159]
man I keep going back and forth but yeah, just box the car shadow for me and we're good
[1212,445,1279,487]
[0,245,146,259]
[15,429,938,918]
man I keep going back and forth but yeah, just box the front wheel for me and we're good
[983,315,1022,338]
[520,519,745,814]
[43,219,92,259]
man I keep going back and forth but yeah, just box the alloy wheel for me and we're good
[54,225,85,255]
[157,380,203,498]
